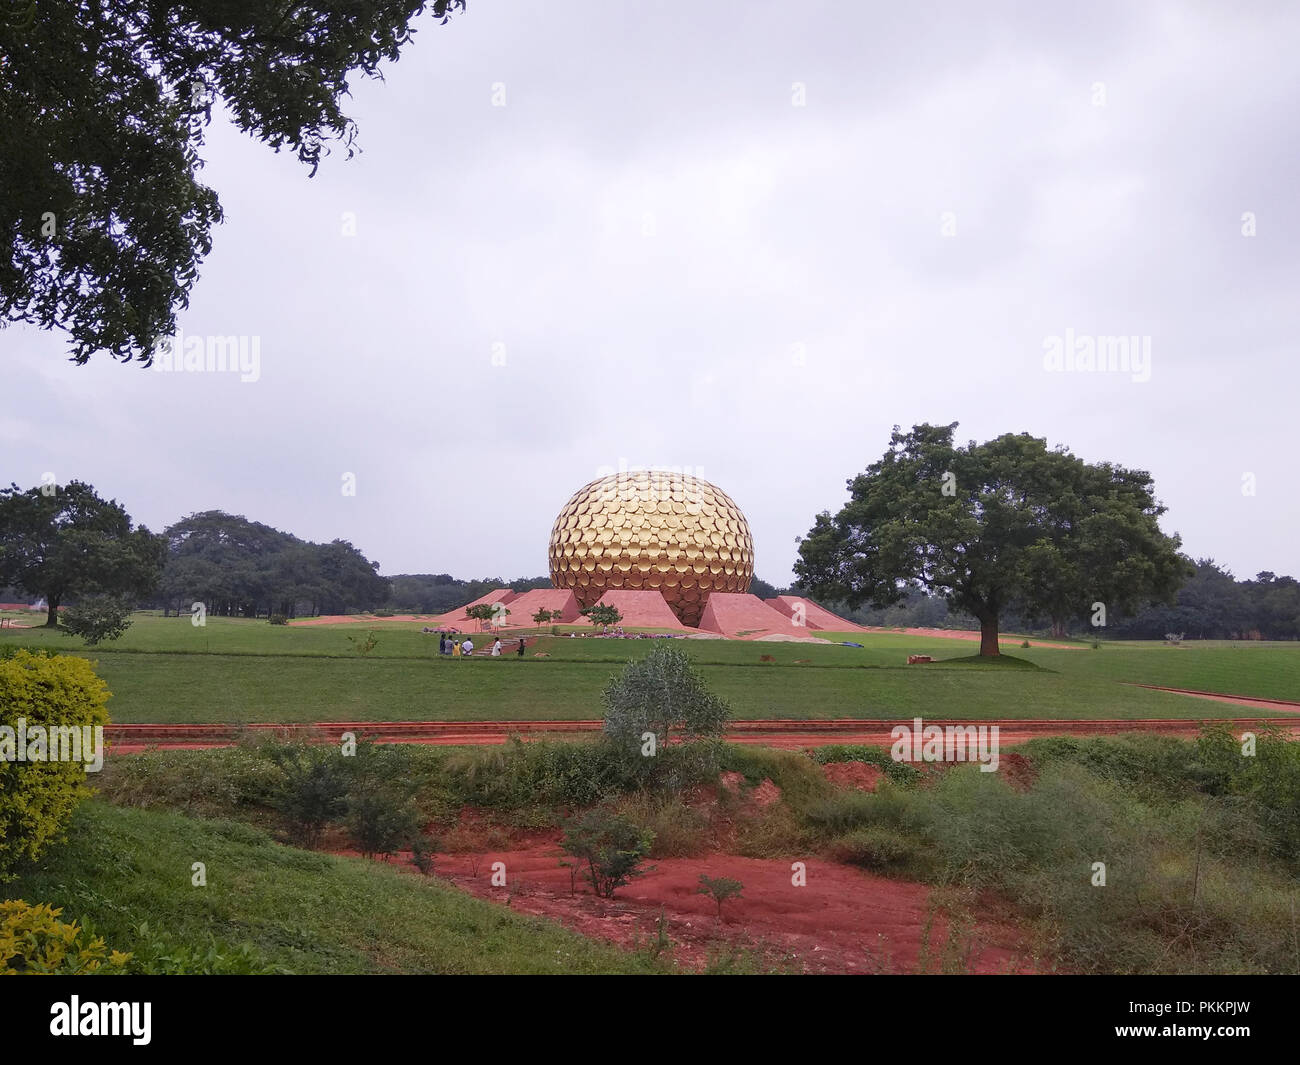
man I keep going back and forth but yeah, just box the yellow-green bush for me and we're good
[0,650,111,879]
[0,899,130,973]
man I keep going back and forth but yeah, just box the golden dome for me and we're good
[548,470,754,628]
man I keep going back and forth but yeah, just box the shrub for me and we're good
[721,744,833,808]
[347,630,379,655]
[561,809,654,898]
[346,789,423,859]
[122,922,281,974]
[829,826,915,868]
[442,738,631,808]
[99,746,284,818]
[616,793,712,857]
[268,614,289,625]
[266,745,350,847]
[732,802,812,858]
[410,834,437,875]
[0,899,131,974]
[1020,734,1199,803]
[803,784,929,838]
[1192,725,1300,863]
[697,874,743,918]
[601,645,730,766]
[342,742,424,859]
[60,595,135,645]
[0,650,111,879]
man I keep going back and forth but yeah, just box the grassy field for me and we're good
[5,800,663,974]
[1017,642,1300,702]
[1,614,1295,723]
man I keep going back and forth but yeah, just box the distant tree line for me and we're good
[384,574,552,615]
[148,511,389,619]
[1106,561,1300,641]
[805,560,1300,641]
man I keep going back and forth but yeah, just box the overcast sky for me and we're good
[5,0,1298,585]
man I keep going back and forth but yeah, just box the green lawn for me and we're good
[38,648,1279,724]
[2,614,1295,723]
[5,801,663,974]
[1015,642,1300,702]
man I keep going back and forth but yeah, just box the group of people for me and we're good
[436,631,527,658]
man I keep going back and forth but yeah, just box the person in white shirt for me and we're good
[461,638,474,657]
[491,638,502,656]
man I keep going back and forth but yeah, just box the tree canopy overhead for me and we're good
[0,0,464,364]
[794,423,1192,655]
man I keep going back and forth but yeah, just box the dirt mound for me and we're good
[766,596,865,631]
[998,751,1037,792]
[594,589,690,630]
[718,771,783,809]
[698,592,819,639]
[821,761,884,792]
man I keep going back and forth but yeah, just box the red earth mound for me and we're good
[718,771,783,808]
[998,751,1038,792]
[499,587,581,625]
[820,761,884,792]
[698,592,822,639]
[765,595,865,631]
[594,589,691,630]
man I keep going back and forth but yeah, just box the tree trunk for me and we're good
[979,616,1000,656]
[45,598,59,628]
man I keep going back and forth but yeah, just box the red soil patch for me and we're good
[821,761,884,792]
[718,771,783,809]
[997,751,1038,792]
[349,842,1037,974]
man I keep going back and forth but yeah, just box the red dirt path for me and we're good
[1132,685,1300,713]
[104,713,1300,753]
